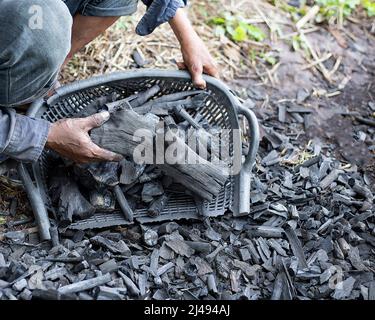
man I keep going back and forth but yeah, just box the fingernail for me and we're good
[99,111,110,121]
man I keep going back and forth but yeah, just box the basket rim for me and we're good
[28,69,241,118]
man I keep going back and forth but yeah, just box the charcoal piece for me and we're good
[96,286,127,300]
[132,48,147,67]
[284,225,308,268]
[73,261,89,273]
[204,227,222,242]
[185,241,212,254]
[4,231,25,243]
[142,182,164,203]
[81,161,120,187]
[271,272,285,300]
[296,88,310,103]
[207,273,219,295]
[368,281,375,300]
[58,274,112,295]
[348,247,368,271]
[239,248,251,262]
[99,259,118,274]
[245,240,261,264]
[90,236,131,256]
[159,243,175,260]
[143,229,158,247]
[19,288,32,300]
[232,260,259,279]
[134,91,207,115]
[205,245,224,263]
[246,226,284,238]
[320,169,342,189]
[49,226,59,247]
[165,239,195,258]
[261,150,280,166]
[91,106,159,158]
[12,278,27,292]
[9,198,17,217]
[72,230,85,243]
[58,179,95,225]
[191,257,213,276]
[119,159,146,185]
[74,93,119,118]
[0,253,6,268]
[147,194,169,217]
[32,289,78,300]
[113,185,134,222]
[230,270,241,293]
[118,271,140,297]
[268,239,287,256]
[44,267,67,281]
[278,105,286,123]
[332,277,356,299]
[89,189,115,210]
[157,262,174,276]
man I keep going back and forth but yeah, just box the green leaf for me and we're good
[265,55,277,65]
[232,25,248,42]
[245,25,266,42]
[0,217,6,226]
[210,17,226,25]
[362,0,375,16]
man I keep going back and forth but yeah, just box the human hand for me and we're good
[46,111,123,164]
[177,32,219,89]
[170,8,219,89]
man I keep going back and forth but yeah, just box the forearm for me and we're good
[169,8,197,46]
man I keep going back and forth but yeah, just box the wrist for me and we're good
[169,8,197,46]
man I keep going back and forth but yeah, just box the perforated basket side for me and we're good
[32,70,242,226]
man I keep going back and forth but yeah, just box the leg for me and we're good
[0,0,72,106]
[65,15,119,64]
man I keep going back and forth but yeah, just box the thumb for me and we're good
[82,111,110,131]
[189,63,206,89]
[176,61,187,70]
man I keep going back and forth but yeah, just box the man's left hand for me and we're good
[170,8,219,89]
[177,32,219,89]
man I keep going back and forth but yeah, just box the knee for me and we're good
[27,0,73,71]
[0,0,72,105]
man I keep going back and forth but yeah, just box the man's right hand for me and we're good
[46,111,123,164]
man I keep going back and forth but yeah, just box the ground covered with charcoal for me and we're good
[1,4,375,300]
[1,77,374,299]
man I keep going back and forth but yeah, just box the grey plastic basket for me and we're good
[19,70,259,240]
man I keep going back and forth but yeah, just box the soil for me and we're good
[231,17,375,187]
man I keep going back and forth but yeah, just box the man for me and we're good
[0,0,218,165]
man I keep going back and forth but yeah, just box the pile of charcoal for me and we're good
[45,85,228,227]
[0,88,375,300]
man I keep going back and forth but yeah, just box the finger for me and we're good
[204,64,220,79]
[81,111,110,131]
[189,62,206,89]
[176,61,187,70]
[88,142,123,162]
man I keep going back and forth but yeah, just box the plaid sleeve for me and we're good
[136,0,187,36]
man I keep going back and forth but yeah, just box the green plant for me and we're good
[362,0,375,16]
[315,0,360,23]
[210,13,266,42]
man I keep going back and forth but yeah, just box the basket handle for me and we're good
[235,104,260,215]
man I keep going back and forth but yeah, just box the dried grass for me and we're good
[60,0,276,84]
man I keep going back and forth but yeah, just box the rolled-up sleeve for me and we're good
[0,108,50,162]
[136,0,187,36]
